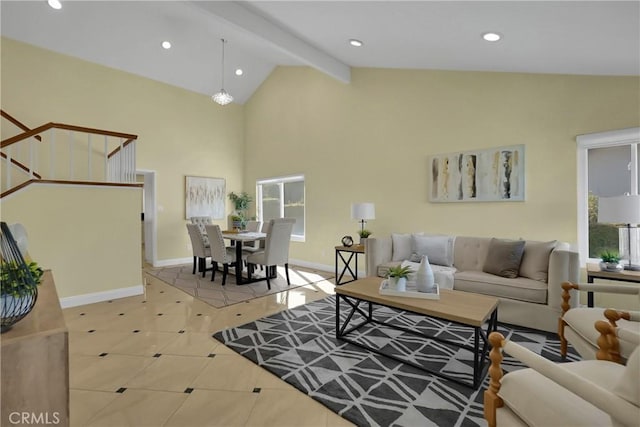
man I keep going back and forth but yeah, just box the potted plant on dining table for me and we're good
[228,191,252,230]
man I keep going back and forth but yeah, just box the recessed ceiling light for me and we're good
[48,0,62,10]
[482,32,502,42]
[235,69,243,76]
[349,39,363,47]
[161,41,172,49]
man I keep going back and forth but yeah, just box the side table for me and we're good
[586,262,640,307]
[335,245,365,285]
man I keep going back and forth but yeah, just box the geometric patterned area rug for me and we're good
[147,264,333,308]
[213,295,580,427]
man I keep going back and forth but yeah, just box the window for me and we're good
[577,128,639,264]
[256,175,305,241]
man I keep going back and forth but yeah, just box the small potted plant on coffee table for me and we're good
[387,265,413,292]
[599,250,622,272]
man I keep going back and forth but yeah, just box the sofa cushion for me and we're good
[391,233,417,261]
[409,234,455,267]
[454,271,547,303]
[453,236,492,272]
[519,240,557,282]
[482,238,525,278]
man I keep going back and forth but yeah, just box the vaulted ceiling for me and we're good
[2,1,639,104]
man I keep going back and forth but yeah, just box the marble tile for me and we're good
[163,389,258,427]
[70,354,154,392]
[85,389,187,427]
[69,390,117,427]
[125,354,210,392]
[159,332,218,357]
[108,331,179,356]
[190,353,261,392]
[244,388,330,427]
[62,264,343,426]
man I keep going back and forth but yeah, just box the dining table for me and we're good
[220,230,267,285]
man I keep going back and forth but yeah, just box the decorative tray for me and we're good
[379,280,440,300]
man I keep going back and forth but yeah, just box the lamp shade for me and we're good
[598,195,640,224]
[351,202,376,220]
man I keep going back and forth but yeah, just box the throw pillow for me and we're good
[392,233,422,261]
[409,234,455,267]
[483,238,526,279]
[519,240,557,282]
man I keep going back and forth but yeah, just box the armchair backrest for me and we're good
[204,224,232,264]
[263,218,295,265]
[186,224,209,258]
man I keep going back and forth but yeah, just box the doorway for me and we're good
[136,169,157,266]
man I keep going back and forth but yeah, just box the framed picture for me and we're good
[429,144,525,202]
[185,176,225,219]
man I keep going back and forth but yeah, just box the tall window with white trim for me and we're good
[256,175,305,241]
[577,128,639,264]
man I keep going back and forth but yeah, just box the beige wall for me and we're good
[244,66,640,267]
[3,37,640,289]
[0,184,141,299]
[1,37,245,265]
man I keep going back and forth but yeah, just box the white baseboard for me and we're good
[289,258,332,273]
[59,284,144,308]
[154,257,191,267]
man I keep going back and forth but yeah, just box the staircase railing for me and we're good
[1,110,138,197]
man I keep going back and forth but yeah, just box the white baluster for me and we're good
[132,141,137,183]
[119,138,124,183]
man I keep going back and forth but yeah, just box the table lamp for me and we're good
[598,194,640,271]
[351,202,375,235]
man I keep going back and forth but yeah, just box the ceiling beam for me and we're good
[190,1,351,84]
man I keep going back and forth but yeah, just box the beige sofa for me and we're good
[365,233,580,333]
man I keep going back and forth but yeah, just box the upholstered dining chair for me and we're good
[246,218,295,289]
[559,281,640,361]
[242,220,263,253]
[484,320,640,427]
[205,224,241,285]
[186,224,211,277]
[190,216,211,247]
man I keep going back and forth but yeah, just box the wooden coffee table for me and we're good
[335,276,499,389]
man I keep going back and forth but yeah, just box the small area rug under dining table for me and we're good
[147,264,334,308]
[213,295,580,427]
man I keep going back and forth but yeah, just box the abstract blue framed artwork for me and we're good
[429,145,525,202]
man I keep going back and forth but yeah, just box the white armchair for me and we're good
[559,281,640,361]
[484,320,640,427]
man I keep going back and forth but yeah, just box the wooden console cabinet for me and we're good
[1,271,69,426]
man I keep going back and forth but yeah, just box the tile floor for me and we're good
[65,268,354,427]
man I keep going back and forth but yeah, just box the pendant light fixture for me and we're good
[212,38,233,105]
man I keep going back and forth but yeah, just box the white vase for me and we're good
[389,276,407,292]
[416,255,435,292]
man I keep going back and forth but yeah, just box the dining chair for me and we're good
[246,218,295,289]
[186,224,211,277]
[190,216,212,247]
[205,224,241,285]
[242,220,263,253]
